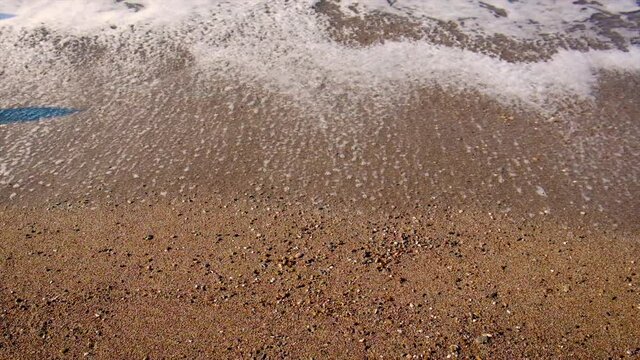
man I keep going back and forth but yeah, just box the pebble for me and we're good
[475,333,493,345]
[144,234,154,241]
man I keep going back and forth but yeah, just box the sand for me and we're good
[2,74,640,358]
[1,196,639,359]
[1,2,640,358]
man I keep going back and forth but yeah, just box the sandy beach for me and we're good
[1,0,640,358]
[2,195,639,358]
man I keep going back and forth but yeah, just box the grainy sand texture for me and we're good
[1,0,639,358]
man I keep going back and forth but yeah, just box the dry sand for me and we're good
[1,196,639,359]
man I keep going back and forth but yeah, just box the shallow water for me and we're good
[0,1,638,230]
[0,1,638,109]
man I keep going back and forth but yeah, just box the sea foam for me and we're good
[0,0,638,111]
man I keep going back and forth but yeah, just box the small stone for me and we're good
[144,234,154,241]
[475,333,493,345]
[627,348,640,356]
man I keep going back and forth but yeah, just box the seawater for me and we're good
[0,0,638,110]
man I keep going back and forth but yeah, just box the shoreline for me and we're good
[2,72,639,232]
[1,3,639,356]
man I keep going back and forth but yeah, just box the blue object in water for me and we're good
[0,107,79,125]
[0,13,15,20]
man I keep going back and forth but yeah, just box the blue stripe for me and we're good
[0,107,79,124]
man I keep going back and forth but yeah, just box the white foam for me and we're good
[0,0,262,30]
[195,37,640,109]
[0,0,639,111]
[3,0,638,38]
